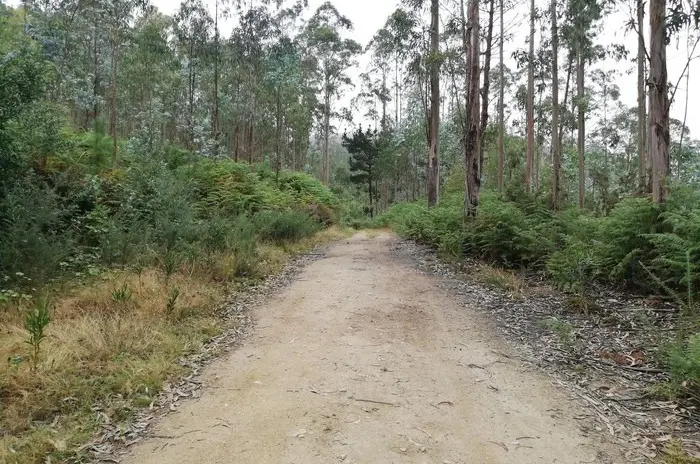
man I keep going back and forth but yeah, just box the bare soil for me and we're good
[123,232,621,464]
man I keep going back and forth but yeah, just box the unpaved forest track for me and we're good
[124,232,620,464]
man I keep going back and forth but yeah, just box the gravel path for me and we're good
[122,232,621,464]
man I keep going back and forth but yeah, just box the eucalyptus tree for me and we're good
[106,0,148,165]
[497,0,505,194]
[119,10,177,150]
[427,0,440,207]
[463,0,480,216]
[648,0,668,203]
[174,0,212,150]
[303,2,361,185]
[383,8,419,127]
[551,0,561,209]
[480,0,496,173]
[562,0,602,208]
[525,0,535,193]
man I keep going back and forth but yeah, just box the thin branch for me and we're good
[668,35,700,110]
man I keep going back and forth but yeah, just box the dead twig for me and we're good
[354,398,396,406]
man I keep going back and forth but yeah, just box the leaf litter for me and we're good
[391,237,700,462]
[82,249,328,463]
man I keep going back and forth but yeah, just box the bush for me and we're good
[663,333,700,398]
[254,211,320,245]
[379,188,697,299]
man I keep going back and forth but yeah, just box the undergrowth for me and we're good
[0,132,346,462]
[376,187,700,401]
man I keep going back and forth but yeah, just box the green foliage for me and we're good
[254,211,320,245]
[0,135,339,293]
[547,239,601,313]
[111,283,133,303]
[226,215,260,278]
[662,333,700,398]
[539,317,575,348]
[165,287,180,316]
[342,126,381,214]
[380,188,700,303]
[664,439,700,463]
[24,295,52,371]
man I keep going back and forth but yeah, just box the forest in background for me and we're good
[3,0,700,460]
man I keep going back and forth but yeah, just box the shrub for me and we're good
[254,211,320,245]
[24,294,52,370]
[228,215,259,277]
[663,333,700,399]
[462,192,554,267]
[547,239,601,313]
[597,197,659,285]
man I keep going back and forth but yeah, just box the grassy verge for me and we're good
[0,226,349,463]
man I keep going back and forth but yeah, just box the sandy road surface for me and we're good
[124,232,618,464]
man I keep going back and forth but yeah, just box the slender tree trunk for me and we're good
[322,80,331,185]
[602,80,609,212]
[525,0,535,193]
[479,0,495,171]
[551,0,561,209]
[648,0,670,203]
[110,40,119,166]
[247,112,254,165]
[212,0,220,156]
[92,23,100,129]
[427,0,440,207]
[577,48,585,209]
[463,0,481,217]
[188,41,195,150]
[559,52,573,149]
[497,0,505,194]
[234,124,240,161]
[381,70,388,131]
[276,88,283,180]
[679,55,690,179]
[637,0,648,193]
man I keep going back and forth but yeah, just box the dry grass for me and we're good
[0,268,223,462]
[472,263,525,299]
[0,227,349,463]
[363,228,393,239]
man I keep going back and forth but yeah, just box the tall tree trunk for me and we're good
[463,0,481,217]
[92,22,100,129]
[479,0,495,170]
[188,41,195,150]
[551,0,561,209]
[577,48,585,209]
[637,0,647,193]
[497,0,504,194]
[427,0,440,207]
[247,113,254,166]
[212,0,220,157]
[648,0,670,203]
[559,52,573,149]
[525,0,535,193]
[637,0,648,192]
[234,124,240,162]
[110,40,119,166]
[276,88,283,180]
[322,80,331,185]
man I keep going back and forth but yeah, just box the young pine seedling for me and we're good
[25,294,52,371]
[111,282,133,303]
[166,287,180,317]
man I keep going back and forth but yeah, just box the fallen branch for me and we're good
[355,398,396,406]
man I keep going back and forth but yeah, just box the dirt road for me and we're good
[124,232,619,464]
